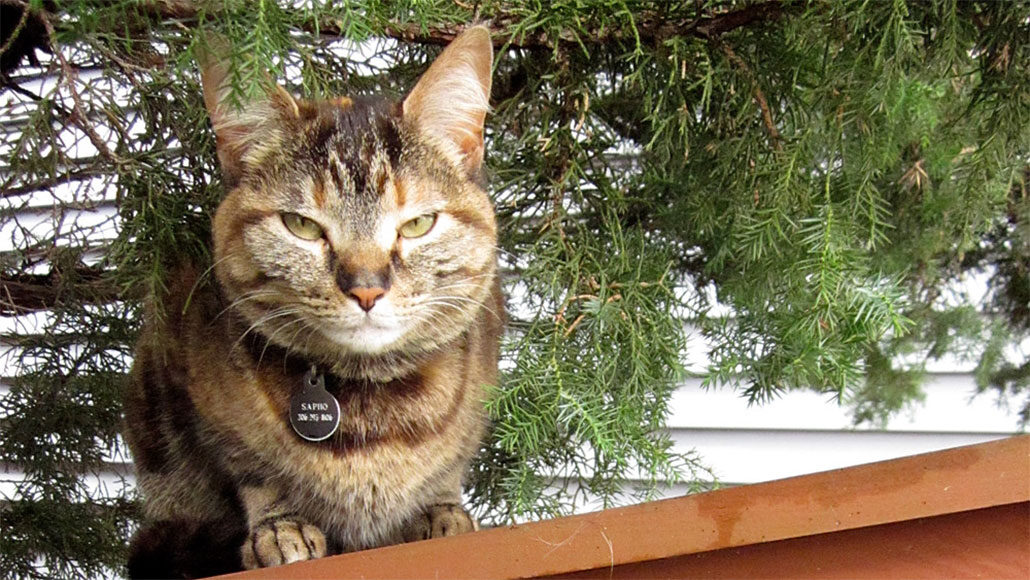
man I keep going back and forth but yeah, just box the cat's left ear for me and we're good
[402,26,493,175]
[196,32,301,187]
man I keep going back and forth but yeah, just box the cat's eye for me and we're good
[399,213,437,239]
[282,213,324,241]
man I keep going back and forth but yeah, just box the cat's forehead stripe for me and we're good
[394,176,407,207]
[229,209,275,241]
[312,175,327,209]
[327,149,352,196]
[449,207,493,232]
[317,114,402,203]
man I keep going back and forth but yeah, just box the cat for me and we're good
[122,25,502,578]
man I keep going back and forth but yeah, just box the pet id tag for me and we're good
[289,366,340,442]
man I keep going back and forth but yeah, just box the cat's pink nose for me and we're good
[349,287,385,312]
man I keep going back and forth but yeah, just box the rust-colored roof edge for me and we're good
[545,502,1030,579]
[218,435,1029,580]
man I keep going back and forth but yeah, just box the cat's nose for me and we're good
[348,286,385,312]
[336,264,391,311]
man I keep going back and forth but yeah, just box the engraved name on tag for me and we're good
[289,367,340,442]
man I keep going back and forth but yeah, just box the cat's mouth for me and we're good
[319,316,407,354]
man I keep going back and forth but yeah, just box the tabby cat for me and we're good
[123,26,502,578]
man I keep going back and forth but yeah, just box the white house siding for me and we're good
[665,373,1021,488]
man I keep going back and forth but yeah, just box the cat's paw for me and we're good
[241,518,327,569]
[403,503,477,541]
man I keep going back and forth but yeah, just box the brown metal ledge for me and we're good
[217,435,1029,579]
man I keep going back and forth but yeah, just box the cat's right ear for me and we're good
[196,33,300,187]
[402,26,493,176]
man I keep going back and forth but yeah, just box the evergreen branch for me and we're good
[35,8,125,166]
[0,0,31,59]
[1,169,107,198]
[0,76,72,118]
[384,1,792,48]
[0,268,126,314]
[691,1,788,39]
[126,0,792,49]
[717,40,783,151]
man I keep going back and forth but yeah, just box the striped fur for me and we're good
[124,27,500,578]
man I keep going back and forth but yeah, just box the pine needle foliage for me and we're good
[1,1,1028,577]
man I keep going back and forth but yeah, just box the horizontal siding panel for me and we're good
[668,375,1020,433]
[668,428,1008,486]
[0,204,120,252]
[0,465,135,501]
[681,327,995,376]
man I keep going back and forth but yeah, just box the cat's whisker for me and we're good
[261,316,311,366]
[411,300,497,331]
[184,252,247,308]
[284,318,310,351]
[254,313,315,366]
[433,275,495,289]
[198,252,242,283]
[422,293,502,321]
[419,283,490,301]
[492,246,518,260]
[282,315,323,358]
[232,307,303,354]
[298,323,324,360]
[432,272,496,288]
[216,289,281,321]
[409,309,453,329]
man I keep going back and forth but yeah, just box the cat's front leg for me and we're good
[402,502,478,541]
[238,486,327,569]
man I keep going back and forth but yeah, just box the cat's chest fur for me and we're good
[176,289,490,547]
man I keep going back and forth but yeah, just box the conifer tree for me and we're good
[1,1,1027,577]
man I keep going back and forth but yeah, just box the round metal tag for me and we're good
[289,368,340,442]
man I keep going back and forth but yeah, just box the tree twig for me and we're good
[37,8,125,165]
[0,0,31,58]
[0,267,129,315]
[1,169,110,198]
[128,0,791,49]
[718,41,783,151]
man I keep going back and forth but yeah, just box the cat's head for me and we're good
[199,27,496,375]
